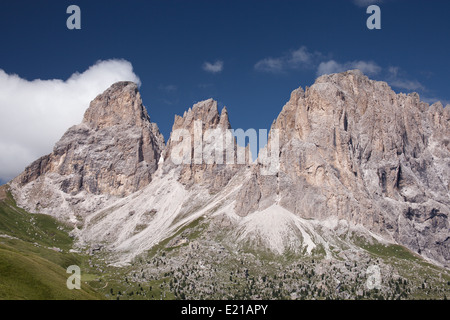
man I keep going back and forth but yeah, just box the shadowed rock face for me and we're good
[235,70,450,267]
[11,82,165,214]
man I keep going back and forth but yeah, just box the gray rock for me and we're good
[163,98,245,193]
[235,70,450,267]
[10,81,164,217]
[8,72,450,268]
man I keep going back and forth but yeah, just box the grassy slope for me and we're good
[0,185,101,300]
[1,183,448,300]
[354,235,450,299]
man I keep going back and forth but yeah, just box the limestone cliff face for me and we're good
[163,98,243,193]
[235,70,450,266]
[11,81,164,216]
[8,72,450,268]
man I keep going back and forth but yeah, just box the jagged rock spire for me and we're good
[219,106,231,130]
[237,70,450,267]
[83,81,150,129]
[10,81,165,218]
[163,98,240,192]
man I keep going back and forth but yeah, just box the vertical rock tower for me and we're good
[10,81,165,218]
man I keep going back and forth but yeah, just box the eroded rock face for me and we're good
[11,82,164,216]
[8,72,450,268]
[235,70,450,266]
[163,98,245,193]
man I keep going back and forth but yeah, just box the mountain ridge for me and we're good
[7,70,450,270]
[240,70,449,267]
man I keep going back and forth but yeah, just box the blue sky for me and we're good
[0,0,449,183]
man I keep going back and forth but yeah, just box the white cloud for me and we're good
[256,46,379,77]
[289,46,315,66]
[256,47,430,101]
[317,59,381,76]
[202,60,224,73]
[388,66,399,78]
[389,79,425,91]
[421,96,450,107]
[254,58,284,73]
[0,59,140,182]
[158,84,177,92]
[316,60,343,75]
[351,61,382,75]
[386,65,426,92]
[254,46,318,73]
[352,0,383,7]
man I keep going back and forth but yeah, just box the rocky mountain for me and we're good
[9,81,165,221]
[162,98,244,193]
[6,70,450,280]
[235,70,450,267]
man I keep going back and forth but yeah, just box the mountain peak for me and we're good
[316,69,365,81]
[219,106,231,130]
[313,69,373,91]
[82,81,149,130]
[10,81,164,217]
[191,98,220,125]
[171,98,222,132]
